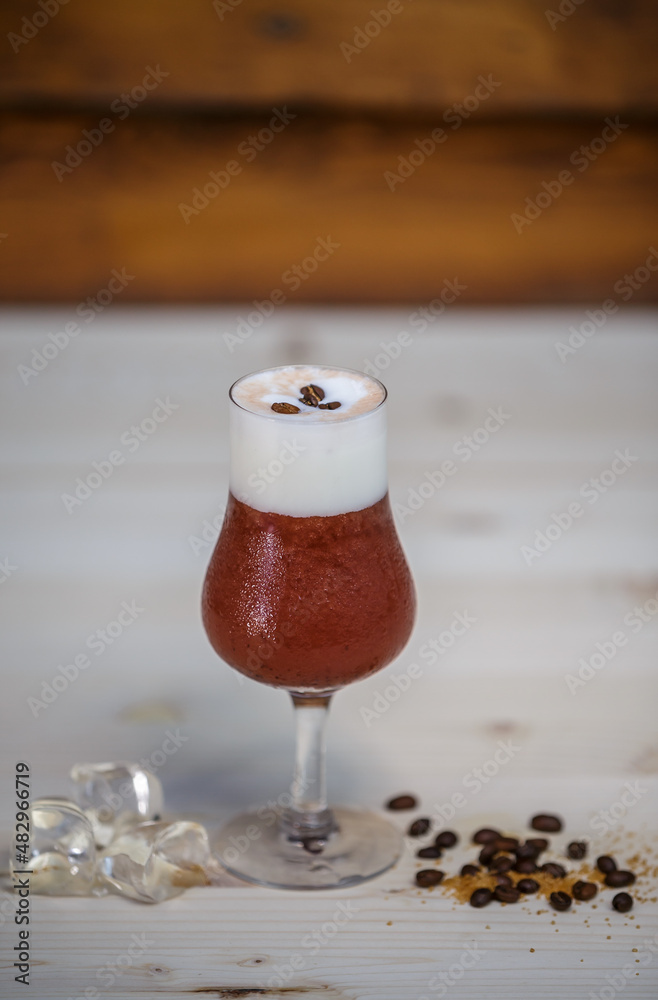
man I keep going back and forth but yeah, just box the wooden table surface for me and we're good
[1,307,657,998]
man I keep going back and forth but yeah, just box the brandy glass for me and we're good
[202,365,415,888]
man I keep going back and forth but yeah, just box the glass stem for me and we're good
[280,693,336,841]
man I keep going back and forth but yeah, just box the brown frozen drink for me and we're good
[202,365,415,692]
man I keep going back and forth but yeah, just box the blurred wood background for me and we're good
[1,0,657,304]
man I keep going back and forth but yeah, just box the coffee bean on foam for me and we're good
[230,365,388,517]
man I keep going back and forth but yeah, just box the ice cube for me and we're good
[11,798,96,896]
[70,762,163,847]
[98,820,211,903]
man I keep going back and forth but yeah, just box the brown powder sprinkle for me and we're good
[405,806,655,914]
[440,863,609,906]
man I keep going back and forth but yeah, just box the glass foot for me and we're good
[214,806,402,889]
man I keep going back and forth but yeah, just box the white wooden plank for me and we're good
[2,779,657,1000]
[1,308,657,998]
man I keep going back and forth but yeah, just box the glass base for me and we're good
[214,806,402,889]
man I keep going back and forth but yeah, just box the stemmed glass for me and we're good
[202,365,415,888]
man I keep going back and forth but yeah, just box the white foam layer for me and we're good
[229,366,388,516]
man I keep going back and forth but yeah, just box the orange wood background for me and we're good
[1,0,656,304]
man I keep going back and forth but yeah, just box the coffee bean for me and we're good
[604,870,636,888]
[408,818,431,837]
[271,402,300,414]
[472,828,500,844]
[567,841,587,860]
[416,869,444,888]
[572,881,598,901]
[460,864,480,877]
[526,838,549,853]
[493,837,519,852]
[387,794,417,811]
[491,856,514,873]
[517,878,540,894]
[300,383,325,402]
[515,843,540,861]
[530,814,563,833]
[478,845,498,866]
[494,873,513,887]
[469,887,493,908]
[612,892,633,913]
[435,830,458,849]
[494,885,521,904]
[417,846,442,859]
[550,891,572,911]
[541,862,567,879]
[596,855,617,874]
[514,859,537,875]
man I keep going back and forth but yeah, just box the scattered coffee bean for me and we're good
[550,891,572,911]
[469,887,493,908]
[541,862,567,879]
[572,881,598,901]
[493,837,519,852]
[318,401,341,409]
[612,892,633,913]
[604,870,636,888]
[478,844,498,866]
[416,869,444,888]
[408,818,431,837]
[567,841,587,860]
[473,828,500,844]
[530,814,563,833]
[526,838,549,853]
[460,864,480,877]
[435,830,458,849]
[494,885,521,904]
[271,402,300,414]
[387,794,417,811]
[408,810,639,912]
[417,846,442,859]
[517,878,540,894]
[515,843,540,861]
[491,856,515,873]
